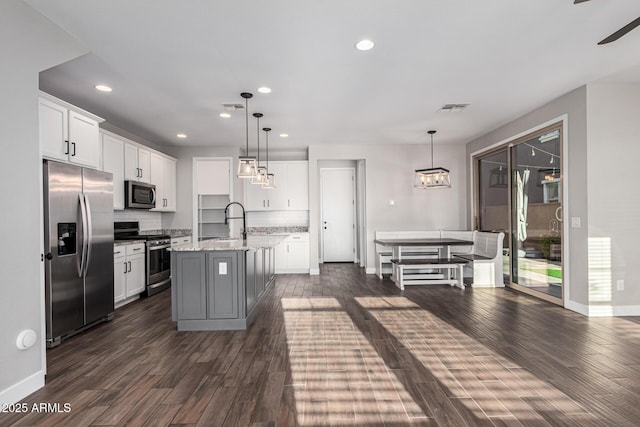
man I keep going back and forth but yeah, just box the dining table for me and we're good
[373,237,474,289]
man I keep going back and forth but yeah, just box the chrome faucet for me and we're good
[224,202,247,241]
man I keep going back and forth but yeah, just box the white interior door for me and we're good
[321,168,355,262]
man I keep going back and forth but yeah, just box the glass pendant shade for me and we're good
[251,166,268,184]
[414,167,451,189]
[237,92,257,179]
[415,130,451,189]
[262,173,276,189]
[237,157,257,179]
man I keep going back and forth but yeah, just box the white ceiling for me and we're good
[25,0,640,149]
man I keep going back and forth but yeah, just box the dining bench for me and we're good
[390,257,468,290]
[374,230,504,288]
[455,231,505,287]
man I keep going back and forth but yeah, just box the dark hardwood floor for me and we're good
[3,263,640,426]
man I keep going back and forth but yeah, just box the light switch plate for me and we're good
[571,217,581,228]
[219,262,227,275]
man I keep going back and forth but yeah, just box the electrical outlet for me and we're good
[617,279,624,291]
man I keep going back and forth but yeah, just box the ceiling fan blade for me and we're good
[573,0,591,3]
[598,17,640,45]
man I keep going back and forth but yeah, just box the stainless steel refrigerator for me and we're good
[43,160,114,347]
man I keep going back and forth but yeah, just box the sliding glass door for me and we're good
[475,124,563,303]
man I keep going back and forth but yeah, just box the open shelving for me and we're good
[197,194,230,240]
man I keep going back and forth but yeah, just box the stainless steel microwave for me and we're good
[125,181,156,209]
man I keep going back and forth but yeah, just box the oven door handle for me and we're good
[149,277,171,290]
[149,244,171,251]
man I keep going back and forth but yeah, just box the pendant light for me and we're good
[414,130,451,189]
[262,127,276,189]
[250,113,268,185]
[237,92,257,178]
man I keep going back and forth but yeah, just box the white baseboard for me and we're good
[564,300,640,317]
[365,267,376,275]
[0,369,45,406]
[611,305,640,316]
[565,300,588,316]
[309,268,320,276]
[275,269,310,275]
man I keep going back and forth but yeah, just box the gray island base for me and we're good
[169,235,286,331]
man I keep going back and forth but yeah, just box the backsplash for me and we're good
[114,210,162,231]
[246,210,309,228]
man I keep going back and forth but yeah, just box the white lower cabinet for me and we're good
[114,243,146,308]
[275,233,309,273]
[171,236,192,246]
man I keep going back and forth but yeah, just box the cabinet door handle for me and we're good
[263,200,265,207]
[133,248,142,251]
[71,142,76,156]
[123,261,127,274]
[128,261,132,272]
[288,199,290,207]
[267,200,270,208]
[64,140,69,155]
[287,244,290,253]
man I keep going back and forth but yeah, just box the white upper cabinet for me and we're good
[100,133,125,210]
[124,143,150,183]
[244,161,308,211]
[244,178,269,210]
[163,157,177,211]
[39,95,102,169]
[150,153,176,212]
[102,129,177,211]
[286,162,309,210]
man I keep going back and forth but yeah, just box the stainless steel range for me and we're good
[115,222,171,296]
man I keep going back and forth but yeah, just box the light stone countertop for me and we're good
[169,235,287,252]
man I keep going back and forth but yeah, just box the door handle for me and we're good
[64,140,69,155]
[71,142,76,156]
[128,261,132,273]
[124,261,128,274]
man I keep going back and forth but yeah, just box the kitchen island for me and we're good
[169,235,286,331]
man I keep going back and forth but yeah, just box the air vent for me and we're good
[223,104,245,111]
[440,103,469,112]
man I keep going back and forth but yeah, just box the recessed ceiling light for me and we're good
[258,87,272,94]
[355,39,375,51]
[279,133,289,138]
[95,84,112,92]
[176,133,187,139]
[219,113,231,118]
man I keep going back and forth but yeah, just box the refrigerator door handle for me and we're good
[83,193,93,277]
[78,192,88,278]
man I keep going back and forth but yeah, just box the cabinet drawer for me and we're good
[126,243,146,256]
[113,247,126,257]
[171,236,192,246]
[285,233,309,242]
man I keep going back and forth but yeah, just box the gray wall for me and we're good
[586,83,640,312]
[309,143,467,272]
[0,0,86,404]
[465,86,589,307]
